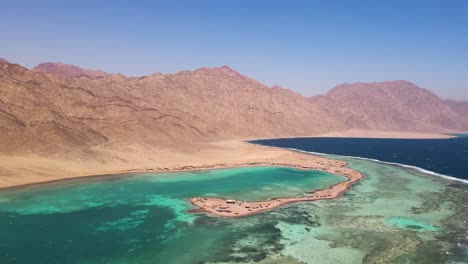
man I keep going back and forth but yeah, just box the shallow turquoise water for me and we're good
[385,217,438,231]
[0,166,344,264]
[0,161,467,263]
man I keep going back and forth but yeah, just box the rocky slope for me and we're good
[445,99,468,117]
[0,61,345,157]
[1,60,467,159]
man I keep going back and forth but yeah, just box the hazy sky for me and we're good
[1,0,467,100]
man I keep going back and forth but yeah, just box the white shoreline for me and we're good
[279,147,468,185]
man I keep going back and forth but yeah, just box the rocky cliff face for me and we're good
[1,60,467,157]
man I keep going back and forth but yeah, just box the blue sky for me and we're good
[1,0,467,100]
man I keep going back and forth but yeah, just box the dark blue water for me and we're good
[251,135,468,180]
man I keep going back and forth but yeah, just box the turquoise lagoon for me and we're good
[0,160,467,263]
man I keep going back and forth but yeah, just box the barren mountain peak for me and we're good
[191,65,240,75]
[33,62,110,79]
[381,80,415,85]
[0,58,10,63]
[311,79,468,132]
[108,73,126,79]
[220,65,233,70]
[329,80,424,94]
[336,80,415,88]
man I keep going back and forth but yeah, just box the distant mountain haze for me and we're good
[311,81,468,132]
[0,60,467,157]
[444,100,468,117]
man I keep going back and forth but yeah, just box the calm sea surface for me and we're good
[251,135,468,180]
[1,138,467,263]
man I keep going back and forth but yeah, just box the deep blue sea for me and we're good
[251,134,468,181]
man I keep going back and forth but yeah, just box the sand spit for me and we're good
[187,158,363,218]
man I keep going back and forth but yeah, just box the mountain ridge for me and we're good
[311,80,468,132]
[33,62,111,79]
[1,60,467,159]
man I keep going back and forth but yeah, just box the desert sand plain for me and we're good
[0,130,450,189]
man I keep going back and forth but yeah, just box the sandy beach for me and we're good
[312,129,454,139]
[0,140,327,188]
[0,130,453,189]
[0,139,354,188]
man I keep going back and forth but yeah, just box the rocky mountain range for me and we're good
[33,62,110,78]
[311,81,468,132]
[1,59,467,158]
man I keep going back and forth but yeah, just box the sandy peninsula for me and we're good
[188,157,363,218]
